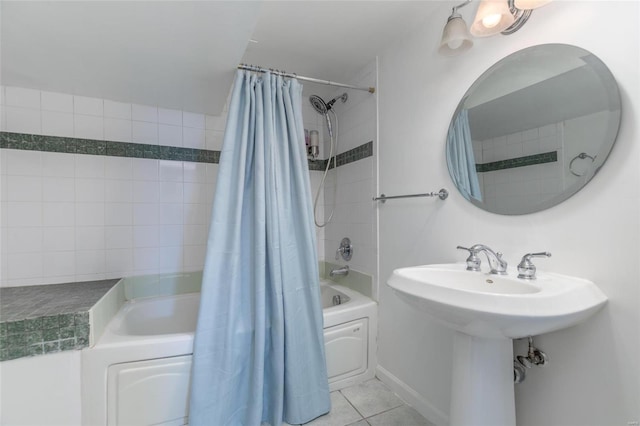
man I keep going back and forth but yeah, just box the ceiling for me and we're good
[1,1,442,115]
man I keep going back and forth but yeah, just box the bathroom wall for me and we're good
[0,85,327,287]
[0,87,225,286]
[376,1,639,425]
[302,86,332,264]
[322,61,378,289]
[0,84,328,424]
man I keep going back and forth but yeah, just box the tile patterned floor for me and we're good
[295,378,435,426]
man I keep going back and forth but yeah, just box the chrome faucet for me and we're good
[517,252,551,280]
[457,244,508,275]
[330,265,349,277]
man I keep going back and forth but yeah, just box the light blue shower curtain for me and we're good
[188,70,330,426]
[446,108,482,201]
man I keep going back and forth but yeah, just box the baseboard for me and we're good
[375,365,449,426]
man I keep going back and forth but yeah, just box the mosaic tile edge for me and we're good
[1,131,373,168]
[476,151,558,173]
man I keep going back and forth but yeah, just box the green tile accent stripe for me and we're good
[476,151,557,173]
[0,131,220,164]
[0,279,117,362]
[308,159,327,171]
[309,141,374,171]
[1,132,372,169]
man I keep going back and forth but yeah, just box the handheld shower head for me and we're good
[308,93,348,115]
[309,95,328,115]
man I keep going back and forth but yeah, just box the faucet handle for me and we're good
[517,252,551,280]
[336,238,353,261]
[457,246,481,272]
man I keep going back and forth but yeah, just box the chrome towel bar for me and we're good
[373,188,449,203]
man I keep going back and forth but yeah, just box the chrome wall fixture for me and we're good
[439,0,553,56]
[237,64,375,93]
[336,238,353,261]
[569,153,596,177]
[373,189,449,203]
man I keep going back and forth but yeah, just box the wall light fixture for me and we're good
[439,0,551,56]
[438,0,474,56]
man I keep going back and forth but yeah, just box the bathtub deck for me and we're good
[0,279,119,361]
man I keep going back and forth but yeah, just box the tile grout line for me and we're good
[338,389,367,422]
[362,403,405,421]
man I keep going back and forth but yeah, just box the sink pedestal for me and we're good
[450,332,515,426]
[388,263,608,425]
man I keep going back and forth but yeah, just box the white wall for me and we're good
[0,86,327,286]
[377,1,639,425]
[0,87,225,286]
[323,61,378,284]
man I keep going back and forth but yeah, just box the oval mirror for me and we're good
[446,44,621,215]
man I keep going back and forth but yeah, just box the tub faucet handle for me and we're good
[336,237,353,261]
[457,246,481,272]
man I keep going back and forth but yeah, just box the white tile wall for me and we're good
[320,61,377,283]
[104,100,131,119]
[158,108,182,126]
[0,85,228,146]
[74,96,103,116]
[475,122,564,214]
[0,148,217,286]
[0,85,225,286]
[6,87,41,109]
[0,84,352,286]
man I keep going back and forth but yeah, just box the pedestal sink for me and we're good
[387,263,607,426]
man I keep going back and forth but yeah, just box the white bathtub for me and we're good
[82,280,377,425]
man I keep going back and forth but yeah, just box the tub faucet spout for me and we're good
[330,265,349,277]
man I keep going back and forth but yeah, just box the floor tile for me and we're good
[345,421,369,426]
[340,379,404,418]
[366,405,434,426]
[303,391,363,426]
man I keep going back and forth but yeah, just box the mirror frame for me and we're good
[446,43,622,215]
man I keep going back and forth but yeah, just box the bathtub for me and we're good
[82,280,377,425]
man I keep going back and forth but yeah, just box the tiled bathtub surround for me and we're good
[0,132,371,170]
[1,86,229,287]
[322,60,377,296]
[0,85,374,288]
[0,148,218,287]
[0,279,118,361]
[1,86,226,150]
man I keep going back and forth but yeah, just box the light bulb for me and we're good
[448,39,464,50]
[439,15,473,56]
[514,0,551,9]
[482,13,502,28]
[470,0,516,37]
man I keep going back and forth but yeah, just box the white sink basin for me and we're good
[388,263,607,339]
[388,263,607,425]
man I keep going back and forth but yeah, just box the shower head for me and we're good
[309,95,329,115]
[309,93,348,115]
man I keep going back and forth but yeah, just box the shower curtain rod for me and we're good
[238,64,376,94]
